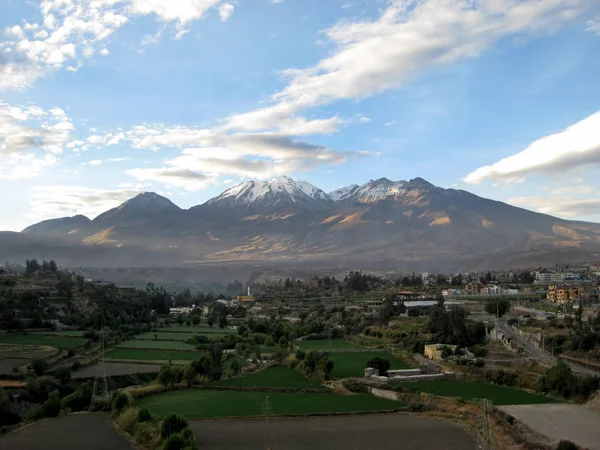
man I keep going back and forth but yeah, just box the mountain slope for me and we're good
[15,177,600,270]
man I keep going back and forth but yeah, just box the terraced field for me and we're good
[133,332,198,341]
[106,349,204,362]
[0,334,86,349]
[159,326,233,334]
[30,331,86,337]
[116,339,196,351]
[328,351,410,378]
[399,380,559,406]
[137,389,401,419]
[216,367,323,389]
[296,339,365,351]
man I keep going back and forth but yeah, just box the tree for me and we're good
[30,358,48,376]
[183,363,197,387]
[55,366,71,385]
[366,357,390,375]
[158,365,177,388]
[485,299,510,317]
[48,260,58,272]
[218,314,227,329]
[40,390,61,417]
[161,414,189,438]
[264,335,275,347]
[206,315,215,328]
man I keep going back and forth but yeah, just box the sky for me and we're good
[1,0,600,231]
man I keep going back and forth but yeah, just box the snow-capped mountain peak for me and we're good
[329,178,409,203]
[208,176,329,207]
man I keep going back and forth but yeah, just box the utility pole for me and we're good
[90,329,109,411]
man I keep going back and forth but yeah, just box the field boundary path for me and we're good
[499,404,600,450]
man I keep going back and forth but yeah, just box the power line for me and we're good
[90,329,109,411]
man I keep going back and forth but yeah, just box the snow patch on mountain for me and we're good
[209,176,329,207]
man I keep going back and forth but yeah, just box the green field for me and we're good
[106,349,204,362]
[159,326,233,334]
[216,367,323,389]
[0,334,86,349]
[30,331,86,337]
[134,332,198,341]
[137,389,401,418]
[329,352,410,378]
[117,339,197,351]
[296,339,365,351]
[399,380,559,406]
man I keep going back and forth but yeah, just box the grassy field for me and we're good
[399,380,559,406]
[106,348,204,362]
[296,339,365,351]
[0,334,86,349]
[216,367,323,389]
[116,339,196,351]
[134,332,198,341]
[29,331,86,337]
[137,389,401,419]
[329,351,410,378]
[159,326,233,334]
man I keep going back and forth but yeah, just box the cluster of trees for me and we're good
[484,299,511,317]
[539,359,599,401]
[25,259,58,275]
[425,306,486,348]
[295,351,334,381]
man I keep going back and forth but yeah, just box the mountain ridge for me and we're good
[15,176,600,270]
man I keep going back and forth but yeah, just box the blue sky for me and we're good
[1,0,600,231]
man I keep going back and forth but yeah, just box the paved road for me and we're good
[496,320,599,376]
[499,404,600,450]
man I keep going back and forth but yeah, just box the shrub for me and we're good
[111,392,132,412]
[474,359,485,368]
[407,402,426,412]
[125,384,165,399]
[30,358,48,376]
[161,414,189,438]
[163,433,186,450]
[40,390,62,417]
[471,345,488,358]
[556,441,579,450]
[115,407,139,434]
[138,407,152,422]
[366,357,390,375]
[61,382,92,411]
[55,367,71,385]
[342,379,368,394]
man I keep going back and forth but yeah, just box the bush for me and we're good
[138,407,152,422]
[163,433,186,450]
[342,379,368,394]
[366,357,390,375]
[124,384,165,399]
[161,414,189,439]
[112,392,132,412]
[474,359,485,368]
[407,402,426,412]
[61,382,92,411]
[30,358,48,376]
[557,441,578,450]
[55,367,71,385]
[471,345,488,358]
[40,390,61,417]
[115,407,139,434]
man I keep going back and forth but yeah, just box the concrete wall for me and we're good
[369,387,400,401]
[388,369,421,376]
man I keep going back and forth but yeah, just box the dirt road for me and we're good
[499,403,600,450]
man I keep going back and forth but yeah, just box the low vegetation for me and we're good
[137,389,401,419]
[216,366,323,389]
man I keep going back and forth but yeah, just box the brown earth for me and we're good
[72,362,161,379]
[190,414,477,450]
[0,358,28,374]
[499,403,600,450]
[0,413,133,450]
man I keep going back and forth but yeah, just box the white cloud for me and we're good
[219,3,234,22]
[223,0,594,131]
[463,111,600,184]
[508,196,600,219]
[587,19,600,35]
[28,185,143,220]
[89,159,103,165]
[127,167,219,191]
[108,157,130,162]
[384,121,396,127]
[1,0,230,91]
